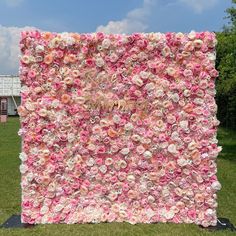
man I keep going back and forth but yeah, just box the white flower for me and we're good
[188,30,196,40]
[35,45,45,53]
[95,57,105,67]
[132,75,143,87]
[193,98,204,105]
[205,209,215,217]
[168,144,177,154]
[18,128,26,136]
[179,120,188,130]
[86,158,95,167]
[144,82,155,91]
[166,67,176,76]
[211,181,221,191]
[99,165,107,174]
[113,114,121,124]
[146,208,156,219]
[177,158,188,167]
[120,148,130,155]
[176,32,184,40]
[19,164,28,174]
[40,205,49,215]
[143,150,152,159]
[19,152,28,161]
[25,102,35,111]
[208,52,216,61]
[160,142,168,149]
[193,39,203,48]
[101,38,111,49]
[140,71,149,79]
[165,209,175,220]
[68,133,75,143]
[160,208,175,220]
[131,134,140,142]
[162,187,170,197]
[127,174,135,182]
[38,109,48,117]
[61,33,75,45]
[124,122,133,131]
[171,93,179,102]
[155,89,164,98]
[54,204,64,212]
[139,184,147,193]
[87,143,96,151]
[120,160,127,169]
[147,196,155,203]
[26,172,34,182]
[171,131,179,141]
[30,147,39,155]
[183,89,191,97]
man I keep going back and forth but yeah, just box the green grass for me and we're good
[0,117,235,236]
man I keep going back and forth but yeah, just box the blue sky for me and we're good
[0,0,233,74]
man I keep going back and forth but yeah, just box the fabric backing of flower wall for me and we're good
[18,31,222,227]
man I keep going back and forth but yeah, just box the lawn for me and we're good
[0,117,235,236]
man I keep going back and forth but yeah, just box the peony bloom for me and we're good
[166,114,176,124]
[95,57,105,67]
[193,39,203,48]
[143,150,152,159]
[64,77,73,85]
[61,94,71,104]
[101,38,111,49]
[166,67,176,77]
[19,152,28,161]
[21,55,30,64]
[28,70,36,78]
[25,102,35,111]
[107,128,118,138]
[132,75,143,87]
[17,106,28,117]
[211,181,221,191]
[110,53,119,62]
[183,69,193,77]
[120,148,130,155]
[38,109,48,117]
[140,71,149,79]
[136,145,145,154]
[168,144,177,154]
[44,54,54,64]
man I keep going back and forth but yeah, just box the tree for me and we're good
[216,0,236,129]
[224,0,236,32]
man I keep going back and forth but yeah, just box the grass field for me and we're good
[0,117,235,236]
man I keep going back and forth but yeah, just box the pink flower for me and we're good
[96,146,106,154]
[187,209,197,220]
[28,70,36,78]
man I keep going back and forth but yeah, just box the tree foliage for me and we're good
[216,1,236,129]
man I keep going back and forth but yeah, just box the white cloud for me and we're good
[0,25,37,75]
[96,0,155,34]
[179,0,219,13]
[2,0,24,7]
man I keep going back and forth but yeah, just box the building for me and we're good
[0,75,21,116]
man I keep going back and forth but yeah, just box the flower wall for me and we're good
[18,31,222,226]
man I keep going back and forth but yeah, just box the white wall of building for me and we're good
[0,75,21,115]
[0,75,20,96]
